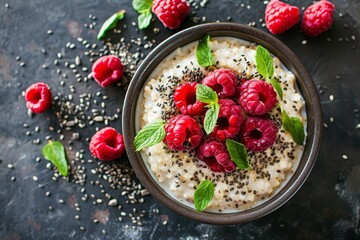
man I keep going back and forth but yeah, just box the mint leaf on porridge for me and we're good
[97,10,126,40]
[256,45,283,100]
[196,84,218,104]
[196,34,214,67]
[280,105,305,145]
[134,121,165,151]
[132,0,153,29]
[256,45,274,79]
[42,141,69,177]
[194,180,214,212]
[204,102,220,135]
[226,139,251,170]
[269,78,283,100]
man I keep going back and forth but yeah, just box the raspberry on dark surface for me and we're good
[92,55,123,88]
[196,138,236,173]
[239,116,278,152]
[302,0,335,37]
[25,82,52,113]
[210,99,243,141]
[152,0,190,30]
[265,0,300,34]
[174,82,205,116]
[202,68,238,99]
[89,127,125,161]
[164,114,203,151]
[239,79,277,116]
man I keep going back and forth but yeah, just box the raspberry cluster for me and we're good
[164,68,279,173]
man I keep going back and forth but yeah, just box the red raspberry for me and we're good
[152,0,190,30]
[89,127,125,161]
[173,82,205,116]
[239,116,277,152]
[92,55,123,88]
[302,0,335,37]
[202,68,238,99]
[265,0,300,34]
[196,138,236,173]
[239,79,277,116]
[164,115,203,150]
[25,82,52,113]
[211,99,243,141]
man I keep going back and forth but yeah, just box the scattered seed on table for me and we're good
[58,199,65,204]
[342,155,348,160]
[329,95,334,101]
[7,164,14,169]
[11,176,16,181]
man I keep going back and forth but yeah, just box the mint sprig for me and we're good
[43,141,69,177]
[97,10,126,40]
[134,121,165,151]
[196,83,218,104]
[194,180,214,212]
[255,45,283,100]
[204,103,220,135]
[196,35,214,67]
[279,104,305,145]
[226,139,251,170]
[196,84,219,134]
[132,0,153,29]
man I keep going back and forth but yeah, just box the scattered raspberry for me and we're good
[90,127,125,161]
[202,68,238,99]
[239,79,277,115]
[196,138,236,173]
[174,82,205,116]
[152,0,190,30]
[265,0,300,34]
[302,0,335,37]
[211,99,243,141]
[25,82,52,113]
[92,55,123,88]
[239,116,277,152]
[164,115,203,150]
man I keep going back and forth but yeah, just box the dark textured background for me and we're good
[0,0,359,239]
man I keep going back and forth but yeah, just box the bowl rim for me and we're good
[122,22,322,224]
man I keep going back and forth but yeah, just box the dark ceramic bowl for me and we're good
[122,23,322,224]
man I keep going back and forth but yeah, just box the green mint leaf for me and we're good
[194,180,214,212]
[134,121,165,151]
[204,103,220,135]
[138,10,152,29]
[132,0,152,13]
[196,84,218,104]
[196,34,214,67]
[226,139,251,170]
[269,78,283,100]
[255,45,274,80]
[42,141,69,177]
[97,10,126,40]
[280,105,305,145]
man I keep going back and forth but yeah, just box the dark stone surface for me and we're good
[0,0,359,239]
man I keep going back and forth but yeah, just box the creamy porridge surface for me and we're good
[136,37,307,212]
